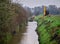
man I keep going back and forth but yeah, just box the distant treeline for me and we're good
[24,5,60,16]
[0,0,27,44]
[33,5,60,15]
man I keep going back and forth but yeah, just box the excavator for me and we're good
[44,6,49,16]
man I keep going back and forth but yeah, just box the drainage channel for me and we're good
[19,21,39,44]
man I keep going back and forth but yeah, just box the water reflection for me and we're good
[19,21,39,44]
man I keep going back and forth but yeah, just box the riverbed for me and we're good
[19,21,39,44]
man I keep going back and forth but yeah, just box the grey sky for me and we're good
[12,0,60,8]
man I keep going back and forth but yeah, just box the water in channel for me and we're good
[19,21,39,44]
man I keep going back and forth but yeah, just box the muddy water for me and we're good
[19,21,39,44]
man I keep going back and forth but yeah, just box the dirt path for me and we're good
[19,21,39,44]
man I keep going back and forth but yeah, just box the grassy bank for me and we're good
[35,15,60,44]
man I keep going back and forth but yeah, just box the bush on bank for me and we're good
[0,0,27,44]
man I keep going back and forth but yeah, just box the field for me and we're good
[35,15,60,44]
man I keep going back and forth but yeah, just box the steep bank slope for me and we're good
[35,15,60,44]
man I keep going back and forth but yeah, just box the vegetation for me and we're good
[35,15,60,44]
[0,0,27,44]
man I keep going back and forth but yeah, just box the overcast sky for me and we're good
[12,0,60,8]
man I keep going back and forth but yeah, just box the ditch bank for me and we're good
[35,15,60,44]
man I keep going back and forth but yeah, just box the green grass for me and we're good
[35,15,60,44]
